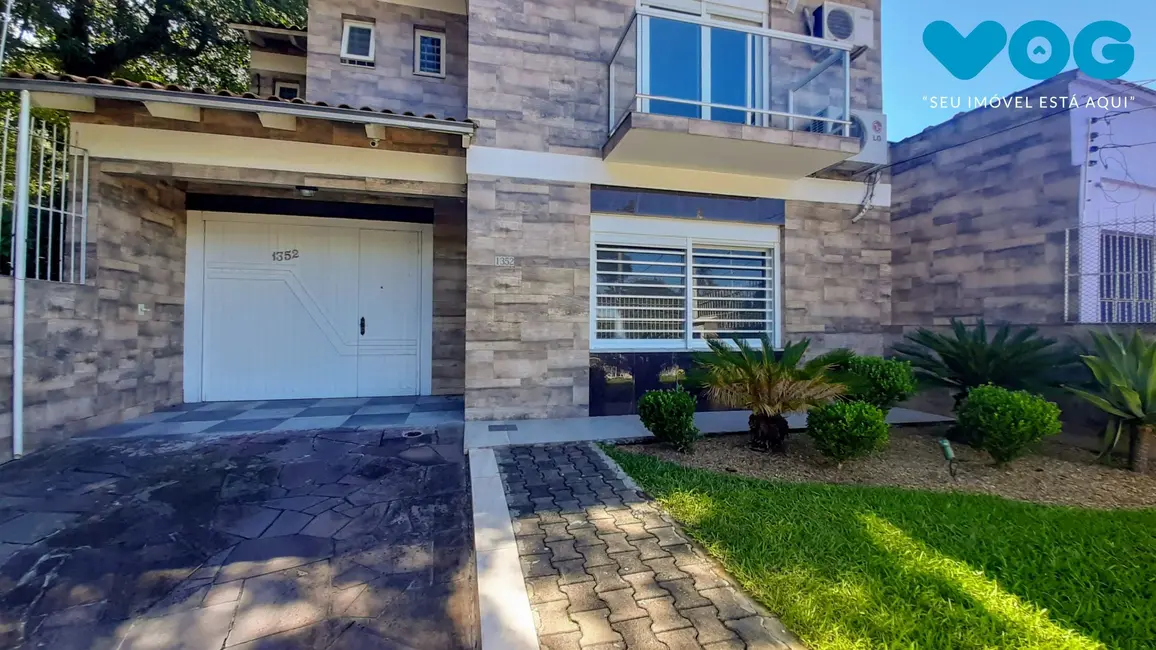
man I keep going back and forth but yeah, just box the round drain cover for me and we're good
[402,430,425,439]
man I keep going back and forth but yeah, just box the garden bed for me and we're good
[621,424,1156,509]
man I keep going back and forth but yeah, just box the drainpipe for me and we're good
[11,89,30,457]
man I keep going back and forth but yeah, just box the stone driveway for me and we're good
[0,423,476,650]
[81,396,464,438]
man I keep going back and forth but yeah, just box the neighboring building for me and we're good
[0,0,892,458]
[890,72,1156,330]
[231,21,309,99]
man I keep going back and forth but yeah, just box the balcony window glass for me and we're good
[613,6,851,134]
[642,15,766,124]
[710,26,753,124]
[646,16,702,118]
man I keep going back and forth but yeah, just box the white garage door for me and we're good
[198,215,426,402]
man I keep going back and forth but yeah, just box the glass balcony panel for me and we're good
[610,16,638,133]
[709,25,754,124]
[648,16,703,119]
[606,8,859,178]
[610,10,852,134]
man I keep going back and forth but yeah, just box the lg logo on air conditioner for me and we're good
[924,20,1135,81]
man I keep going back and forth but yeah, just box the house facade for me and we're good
[0,0,891,459]
[890,72,1156,330]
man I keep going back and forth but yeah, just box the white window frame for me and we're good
[341,20,376,63]
[413,28,447,78]
[273,80,300,100]
[636,3,769,124]
[591,213,782,352]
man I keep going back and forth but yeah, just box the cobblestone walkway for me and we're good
[497,443,801,650]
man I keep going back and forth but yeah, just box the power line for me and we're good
[880,84,1156,176]
[1097,141,1156,150]
[1094,104,1147,206]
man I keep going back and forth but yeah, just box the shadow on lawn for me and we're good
[610,449,1155,650]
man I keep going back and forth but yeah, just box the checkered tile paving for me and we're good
[81,395,464,439]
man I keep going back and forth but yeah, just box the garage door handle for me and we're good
[360,317,365,336]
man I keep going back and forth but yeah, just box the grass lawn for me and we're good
[605,446,1156,650]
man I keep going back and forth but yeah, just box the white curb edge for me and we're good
[469,447,540,650]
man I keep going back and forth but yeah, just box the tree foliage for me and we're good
[4,0,305,90]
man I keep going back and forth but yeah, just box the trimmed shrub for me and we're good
[844,356,917,411]
[807,401,890,463]
[957,385,1062,464]
[638,388,700,453]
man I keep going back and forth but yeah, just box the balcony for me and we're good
[607,7,861,179]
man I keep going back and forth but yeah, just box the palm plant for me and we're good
[1067,330,1156,473]
[893,319,1076,410]
[692,336,852,453]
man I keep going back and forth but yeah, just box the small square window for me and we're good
[341,20,375,64]
[274,81,300,100]
[414,29,446,78]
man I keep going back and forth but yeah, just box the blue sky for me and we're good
[883,0,1156,140]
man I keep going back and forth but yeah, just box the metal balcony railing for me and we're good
[609,7,853,138]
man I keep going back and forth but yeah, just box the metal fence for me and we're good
[0,111,89,283]
[1065,212,1156,324]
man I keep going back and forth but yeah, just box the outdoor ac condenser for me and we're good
[806,107,889,167]
[813,2,876,50]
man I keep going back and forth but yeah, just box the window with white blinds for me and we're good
[595,244,687,340]
[593,235,777,348]
[692,247,773,340]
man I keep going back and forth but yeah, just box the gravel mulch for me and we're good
[622,424,1156,510]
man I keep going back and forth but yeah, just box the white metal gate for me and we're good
[3,90,91,458]
[0,102,89,283]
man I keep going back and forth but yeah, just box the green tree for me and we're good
[4,0,305,90]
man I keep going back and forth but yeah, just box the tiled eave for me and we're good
[0,73,476,138]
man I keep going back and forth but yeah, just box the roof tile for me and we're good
[4,71,471,123]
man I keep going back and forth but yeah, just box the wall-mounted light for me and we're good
[296,185,318,198]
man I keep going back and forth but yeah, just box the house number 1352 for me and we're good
[272,249,300,261]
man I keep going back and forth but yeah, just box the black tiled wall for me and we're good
[590,352,717,416]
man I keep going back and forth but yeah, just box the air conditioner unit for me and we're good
[806,107,888,166]
[813,2,875,49]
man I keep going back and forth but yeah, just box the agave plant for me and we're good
[691,336,852,453]
[1067,330,1156,473]
[893,319,1076,410]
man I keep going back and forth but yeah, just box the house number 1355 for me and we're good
[272,249,300,261]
